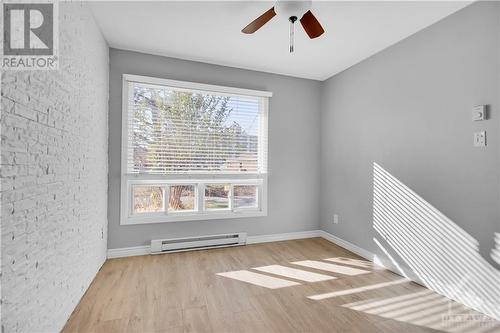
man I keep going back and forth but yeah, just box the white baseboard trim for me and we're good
[247,230,321,244]
[107,230,410,271]
[106,230,418,285]
[319,230,422,284]
[319,230,375,262]
[105,229,407,278]
[107,245,150,259]
[107,230,322,259]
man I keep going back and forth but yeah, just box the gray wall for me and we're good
[320,2,500,320]
[108,49,321,249]
[1,3,109,332]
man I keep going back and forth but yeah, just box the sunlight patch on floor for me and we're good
[216,270,301,289]
[324,257,383,270]
[253,265,336,282]
[343,290,500,333]
[292,260,370,276]
[307,278,410,300]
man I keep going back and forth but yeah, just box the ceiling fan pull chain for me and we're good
[289,16,297,53]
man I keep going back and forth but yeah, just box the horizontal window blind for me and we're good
[125,80,268,174]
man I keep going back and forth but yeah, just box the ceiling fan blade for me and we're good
[300,10,324,39]
[242,7,276,34]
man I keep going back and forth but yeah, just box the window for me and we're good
[121,74,270,224]
[132,186,164,214]
[168,185,196,213]
[204,184,231,210]
[234,185,258,209]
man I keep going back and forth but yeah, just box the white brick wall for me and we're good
[1,3,108,332]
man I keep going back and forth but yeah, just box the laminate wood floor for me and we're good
[63,238,500,333]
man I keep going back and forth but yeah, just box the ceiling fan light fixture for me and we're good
[274,0,312,19]
[241,0,324,52]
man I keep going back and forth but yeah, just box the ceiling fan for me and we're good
[242,1,324,53]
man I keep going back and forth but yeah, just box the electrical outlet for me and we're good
[333,214,339,224]
[101,228,104,239]
[474,131,486,147]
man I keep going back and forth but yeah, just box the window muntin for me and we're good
[121,75,270,225]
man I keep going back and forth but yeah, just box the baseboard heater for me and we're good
[150,232,247,254]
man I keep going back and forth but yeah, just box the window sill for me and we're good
[121,209,267,225]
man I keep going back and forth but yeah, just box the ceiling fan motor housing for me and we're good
[274,0,312,20]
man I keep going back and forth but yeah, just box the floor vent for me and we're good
[151,232,247,254]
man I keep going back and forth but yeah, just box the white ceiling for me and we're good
[90,1,470,81]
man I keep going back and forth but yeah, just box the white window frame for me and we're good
[120,74,271,225]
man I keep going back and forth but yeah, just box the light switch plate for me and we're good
[472,105,486,121]
[474,131,486,147]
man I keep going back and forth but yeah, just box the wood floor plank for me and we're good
[183,306,213,333]
[62,238,500,333]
